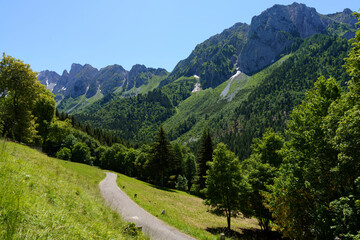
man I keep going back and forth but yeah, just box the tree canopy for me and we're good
[0,53,55,142]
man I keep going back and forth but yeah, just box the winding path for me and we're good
[99,172,196,240]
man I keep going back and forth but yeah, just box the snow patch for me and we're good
[220,71,241,97]
[192,82,201,93]
[193,75,199,79]
[61,87,66,91]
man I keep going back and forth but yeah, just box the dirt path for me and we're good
[99,172,196,240]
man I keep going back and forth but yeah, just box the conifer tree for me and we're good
[147,126,176,186]
[195,129,213,191]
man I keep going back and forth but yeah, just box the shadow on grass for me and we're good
[151,184,176,192]
[206,227,284,240]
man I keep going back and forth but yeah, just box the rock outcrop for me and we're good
[38,70,60,92]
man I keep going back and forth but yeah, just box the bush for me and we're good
[71,142,91,165]
[175,175,188,191]
[56,147,72,160]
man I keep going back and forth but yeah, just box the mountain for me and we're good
[38,63,169,113]
[73,34,351,149]
[38,3,357,156]
[165,3,356,89]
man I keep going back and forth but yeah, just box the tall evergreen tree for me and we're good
[146,126,176,187]
[195,129,213,191]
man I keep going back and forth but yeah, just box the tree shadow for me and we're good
[149,183,176,192]
[206,227,284,240]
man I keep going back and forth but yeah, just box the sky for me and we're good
[1,0,359,74]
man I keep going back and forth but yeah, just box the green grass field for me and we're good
[0,140,145,239]
[116,173,259,240]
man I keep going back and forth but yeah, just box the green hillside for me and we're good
[0,140,144,239]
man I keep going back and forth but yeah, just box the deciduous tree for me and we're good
[0,54,43,142]
[204,143,250,231]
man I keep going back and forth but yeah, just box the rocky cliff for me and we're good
[40,63,168,102]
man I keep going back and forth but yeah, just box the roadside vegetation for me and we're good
[116,173,259,240]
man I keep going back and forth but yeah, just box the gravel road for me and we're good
[99,172,196,240]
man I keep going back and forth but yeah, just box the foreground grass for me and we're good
[0,140,145,239]
[116,173,259,240]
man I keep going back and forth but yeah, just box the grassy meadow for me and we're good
[116,173,260,240]
[0,140,145,240]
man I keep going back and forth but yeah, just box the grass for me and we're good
[0,140,145,239]
[116,173,259,240]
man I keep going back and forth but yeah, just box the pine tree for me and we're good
[146,126,176,187]
[195,129,213,191]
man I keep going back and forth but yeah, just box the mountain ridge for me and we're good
[39,62,169,113]
[39,3,356,98]
[165,3,356,89]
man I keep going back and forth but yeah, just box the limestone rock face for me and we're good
[38,70,60,92]
[238,3,327,74]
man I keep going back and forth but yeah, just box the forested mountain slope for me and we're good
[162,34,351,158]
[164,3,356,89]
[73,33,351,155]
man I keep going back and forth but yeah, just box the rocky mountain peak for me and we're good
[343,8,352,15]
[129,64,147,79]
[62,69,69,76]
[237,2,353,74]
[69,63,84,76]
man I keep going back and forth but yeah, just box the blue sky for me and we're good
[1,0,358,74]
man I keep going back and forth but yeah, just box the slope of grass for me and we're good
[0,140,145,239]
[163,55,291,144]
[116,173,259,240]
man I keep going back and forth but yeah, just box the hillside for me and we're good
[116,173,262,240]
[0,140,144,239]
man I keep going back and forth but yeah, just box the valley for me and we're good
[1,2,360,239]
